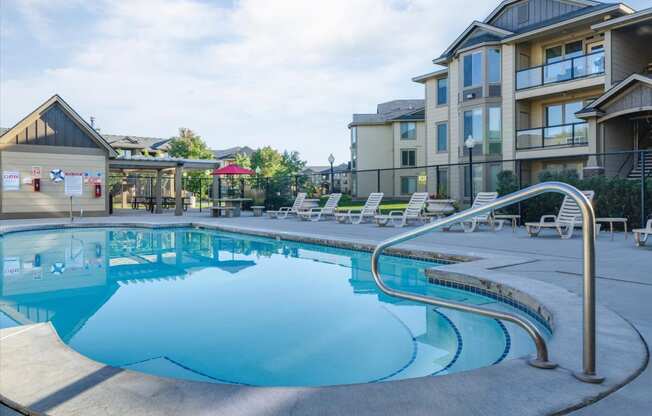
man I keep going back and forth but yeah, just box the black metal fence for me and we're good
[108,149,651,228]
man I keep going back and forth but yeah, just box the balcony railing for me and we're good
[516,51,605,90]
[516,122,589,150]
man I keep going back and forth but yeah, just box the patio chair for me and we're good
[335,193,383,224]
[267,193,307,219]
[374,192,428,227]
[633,219,652,247]
[297,193,342,222]
[525,191,595,239]
[443,192,503,233]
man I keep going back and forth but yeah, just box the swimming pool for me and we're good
[0,227,547,387]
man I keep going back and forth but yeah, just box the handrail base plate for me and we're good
[573,372,605,384]
[528,358,558,370]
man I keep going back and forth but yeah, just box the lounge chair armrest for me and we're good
[540,215,557,223]
[387,210,404,217]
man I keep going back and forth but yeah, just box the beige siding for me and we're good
[425,77,450,166]
[610,30,650,85]
[354,124,393,197]
[1,151,107,214]
[502,44,516,160]
[393,121,426,196]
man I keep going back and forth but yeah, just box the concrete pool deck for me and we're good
[0,213,650,415]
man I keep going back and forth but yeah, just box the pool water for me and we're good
[0,227,546,387]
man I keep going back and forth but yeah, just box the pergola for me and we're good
[109,156,222,216]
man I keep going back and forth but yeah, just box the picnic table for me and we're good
[212,198,252,217]
[132,196,188,212]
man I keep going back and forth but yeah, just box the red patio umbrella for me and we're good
[211,164,255,198]
[212,164,255,176]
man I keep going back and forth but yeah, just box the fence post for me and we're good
[199,177,203,213]
[435,166,440,196]
[642,151,647,229]
[517,160,523,224]
[377,169,381,193]
[295,175,299,196]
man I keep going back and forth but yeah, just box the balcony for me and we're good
[516,51,605,91]
[516,122,589,150]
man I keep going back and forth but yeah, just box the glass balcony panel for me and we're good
[587,51,605,76]
[573,122,589,145]
[516,67,542,89]
[516,128,543,149]
[544,125,573,147]
[543,60,572,84]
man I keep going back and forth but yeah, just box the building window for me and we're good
[437,168,449,197]
[400,122,417,140]
[463,108,483,151]
[488,163,501,191]
[463,51,483,88]
[351,127,357,145]
[488,107,502,154]
[400,176,417,195]
[437,78,448,105]
[401,149,416,167]
[437,123,448,153]
[351,148,357,169]
[464,165,483,198]
[545,101,583,126]
[123,149,132,157]
[517,2,529,25]
[545,41,583,64]
[488,48,501,83]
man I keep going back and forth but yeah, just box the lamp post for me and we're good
[328,153,335,193]
[465,136,476,202]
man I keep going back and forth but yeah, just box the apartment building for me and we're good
[351,0,652,199]
[349,99,426,198]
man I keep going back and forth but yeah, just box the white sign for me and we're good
[32,166,42,179]
[2,171,20,191]
[3,257,21,276]
[50,169,65,183]
[64,173,83,196]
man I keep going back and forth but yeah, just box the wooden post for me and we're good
[175,164,183,216]
[155,169,163,214]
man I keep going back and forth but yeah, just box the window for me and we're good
[437,78,448,105]
[463,108,483,148]
[123,149,132,157]
[463,52,483,88]
[400,176,417,195]
[464,165,483,197]
[564,41,583,59]
[351,148,357,169]
[488,48,501,83]
[546,100,583,126]
[437,123,448,153]
[517,2,529,25]
[545,45,563,64]
[351,127,357,145]
[488,107,502,154]
[400,122,416,140]
[488,164,501,192]
[545,41,583,64]
[401,149,416,167]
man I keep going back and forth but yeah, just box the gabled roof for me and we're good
[412,68,448,84]
[0,95,117,157]
[212,146,255,160]
[320,163,350,174]
[577,74,652,117]
[483,0,601,25]
[591,6,652,30]
[104,134,172,151]
[350,99,425,127]
[434,21,512,64]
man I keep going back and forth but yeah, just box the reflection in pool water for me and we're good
[0,227,544,386]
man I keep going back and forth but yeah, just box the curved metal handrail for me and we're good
[371,181,604,383]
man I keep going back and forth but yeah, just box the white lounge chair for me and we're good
[525,191,595,239]
[335,193,383,224]
[374,192,428,227]
[443,192,503,233]
[267,193,306,219]
[297,193,342,222]
[633,219,652,247]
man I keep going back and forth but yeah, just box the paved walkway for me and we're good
[0,213,650,415]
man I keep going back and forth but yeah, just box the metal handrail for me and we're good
[370,182,605,383]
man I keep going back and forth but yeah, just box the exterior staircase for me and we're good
[628,152,652,180]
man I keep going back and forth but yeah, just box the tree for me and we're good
[248,146,284,177]
[168,128,214,160]
[279,150,306,177]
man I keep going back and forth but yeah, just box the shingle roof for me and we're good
[0,127,8,135]
[103,134,172,151]
[320,163,350,174]
[212,146,255,160]
[350,99,425,127]
[510,3,616,35]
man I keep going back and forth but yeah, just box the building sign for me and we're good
[32,166,42,179]
[3,257,21,277]
[50,169,65,183]
[2,171,20,191]
[64,172,84,196]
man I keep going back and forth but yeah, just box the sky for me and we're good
[1,0,649,165]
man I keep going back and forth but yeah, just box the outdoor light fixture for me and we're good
[328,154,335,192]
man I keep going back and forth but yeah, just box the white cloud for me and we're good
[1,0,495,163]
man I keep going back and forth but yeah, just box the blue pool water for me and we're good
[0,227,546,386]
